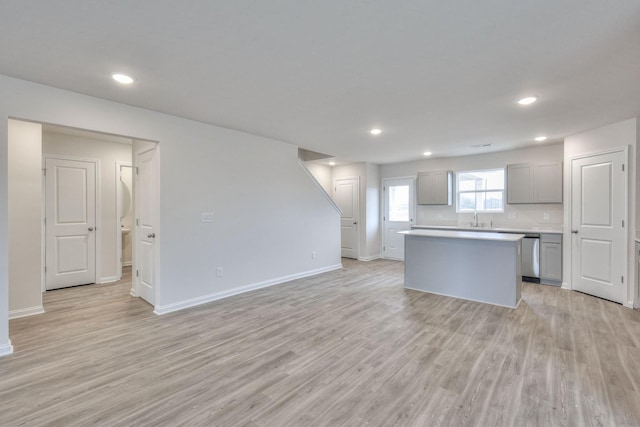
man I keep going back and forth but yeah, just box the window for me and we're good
[388,184,410,221]
[456,168,505,212]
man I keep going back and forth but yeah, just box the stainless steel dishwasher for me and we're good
[521,234,540,283]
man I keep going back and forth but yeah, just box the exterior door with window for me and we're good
[383,178,415,260]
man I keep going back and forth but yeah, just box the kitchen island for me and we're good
[399,229,525,308]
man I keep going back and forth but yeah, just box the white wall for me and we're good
[381,143,565,229]
[365,163,380,259]
[305,162,333,195]
[0,117,8,356]
[564,117,638,307]
[8,120,43,319]
[0,74,342,354]
[42,131,132,283]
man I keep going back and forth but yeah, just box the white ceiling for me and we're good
[1,1,639,164]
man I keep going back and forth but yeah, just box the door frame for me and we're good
[42,154,101,289]
[116,161,133,281]
[382,176,416,260]
[567,145,630,306]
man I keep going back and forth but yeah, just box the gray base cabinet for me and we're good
[540,234,562,285]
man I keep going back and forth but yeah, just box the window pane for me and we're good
[484,170,505,190]
[458,175,477,192]
[483,191,503,211]
[458,192,476,211]
[388,185,409,221]
[458,170,504,191]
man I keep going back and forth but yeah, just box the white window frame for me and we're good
[456,168,505,213]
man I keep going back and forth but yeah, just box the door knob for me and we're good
[88,227,94,231]
[147,233,156,238]
[571,230,578,234]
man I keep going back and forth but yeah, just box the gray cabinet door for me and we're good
[534,162,563,203]
[540,234,562,283]
[507,163,533,204]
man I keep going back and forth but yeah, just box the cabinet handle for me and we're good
[571,230,578,234]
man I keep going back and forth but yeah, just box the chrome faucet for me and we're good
[472,212,479,228]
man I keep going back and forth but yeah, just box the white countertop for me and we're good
[400,229,525,242]
[412,225,563,235]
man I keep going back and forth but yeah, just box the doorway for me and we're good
[116,162,134,281]
[570,148,627,304]
[37,124,159,306]
[382,177,415,261]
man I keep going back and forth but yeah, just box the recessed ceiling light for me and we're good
[534,136,547,142]
[423,151,432,156]
[112,73,134,85]
[517,96,537,105]
[370,128,382,135]
[329,161,336,166]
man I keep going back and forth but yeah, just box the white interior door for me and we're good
[335,177,359,259]
[45,157,96,290]
[383,178,415,260]
[135,146,157,305]
[571,150,626,304]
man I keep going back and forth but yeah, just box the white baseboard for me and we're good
[0,340,13,357]
[358,255,380,262]
[154,264,343,315]
[130,287,138,297]
[9,305,45,320]
[98,276,119,284]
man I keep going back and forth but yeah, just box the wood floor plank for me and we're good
[2,260,640,426]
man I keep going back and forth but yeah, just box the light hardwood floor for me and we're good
[2,260,640,426]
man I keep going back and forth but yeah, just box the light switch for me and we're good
[201,212,215,223]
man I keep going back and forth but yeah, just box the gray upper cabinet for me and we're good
[506,163,533,204]
[417,170,453,205]
[507,162,562,204]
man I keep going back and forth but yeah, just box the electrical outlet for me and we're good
[312,251,317,259]
[543,212,550,220]
[216,267,223,278]
[508,212,517,219]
